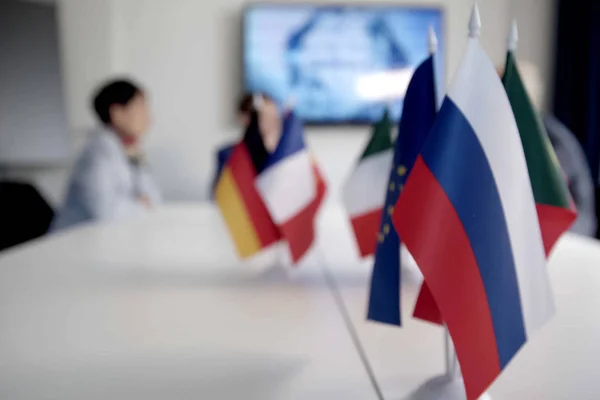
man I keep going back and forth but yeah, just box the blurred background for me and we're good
[0,0,596,238]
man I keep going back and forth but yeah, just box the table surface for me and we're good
[0,204,598,399]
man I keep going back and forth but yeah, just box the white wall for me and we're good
[56,0,557,203]
[510,0,558,111]
[0,0,74,206]
[57,0,117,136]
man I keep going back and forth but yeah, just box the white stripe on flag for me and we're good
[342,150,393,216]
[448,39,554,336]
[256,150,316,223]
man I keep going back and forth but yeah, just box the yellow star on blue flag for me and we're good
[367,54,438,326]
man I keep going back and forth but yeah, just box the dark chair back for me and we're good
[0,181,54,252]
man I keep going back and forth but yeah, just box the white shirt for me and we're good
[52,128,161,231]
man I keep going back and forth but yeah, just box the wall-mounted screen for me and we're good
[243,4,444,124]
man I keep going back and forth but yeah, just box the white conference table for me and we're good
[318,205,600,400]
[0,204,598,399]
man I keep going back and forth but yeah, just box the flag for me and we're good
[256,111,326,263]
[342,111,394,257]
[412,46,580,327]
[394,37,555,400]
[503,50,577,253]
[367,55,437,325]
[211,143,234,200]
[215,113,281,258]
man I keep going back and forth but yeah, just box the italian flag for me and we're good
[503,50,577,255]
[342,111,394,257]
[412,51,579,326]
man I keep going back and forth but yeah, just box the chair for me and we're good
[0,181,54,252]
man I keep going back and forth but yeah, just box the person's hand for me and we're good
[125,144,143,159]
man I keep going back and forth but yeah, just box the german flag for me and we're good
[215,113,281,258]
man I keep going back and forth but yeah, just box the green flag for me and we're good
[503,51,576,254]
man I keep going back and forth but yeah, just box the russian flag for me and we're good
[394,38,555,399]
[256,111,326,263]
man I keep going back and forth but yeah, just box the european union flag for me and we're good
[367,55,438,326]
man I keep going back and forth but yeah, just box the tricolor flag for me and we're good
[503,28,577,254]
[367,53,437,326]
[342,111,394,257]
[394,18,555,400]
[211,142,234,199]
[256,111,326,263]
[411,21,579,326]
[214,113,281,258]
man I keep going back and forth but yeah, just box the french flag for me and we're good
[394,37,555,399]
[256,111,326,263]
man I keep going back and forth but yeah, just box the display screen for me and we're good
[243,5,444,124]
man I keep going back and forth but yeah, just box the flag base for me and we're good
[403,375,491,400]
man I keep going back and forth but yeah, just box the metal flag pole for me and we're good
[300,84,382,399]
[444,326,460,380]
[316,246,385,400]
[444,327,453,378]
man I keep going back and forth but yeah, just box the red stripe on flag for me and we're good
[412,283,443,325]
[350,208,382,257]
[281,163,327,263]
[394,157,501,400]
[536,203,577,255]
[229,144,281,248]
[415,201,578,325]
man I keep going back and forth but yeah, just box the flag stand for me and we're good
[314,246,385,400]
[402,327,492,400]
[315,242,492,400]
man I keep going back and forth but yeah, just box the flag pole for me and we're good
[444,327,452,377]
[315,246,385,400]
[445,326,460,380]
[507,18,518,52]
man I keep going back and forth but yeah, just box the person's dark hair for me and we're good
[93,79,143,125]
[237,92,274,116]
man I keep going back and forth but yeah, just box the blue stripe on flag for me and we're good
[397,56,437,175]
[262,112,306,170]
[420,98,527,368]
[367,219,401,325]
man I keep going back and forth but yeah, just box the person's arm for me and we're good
[137,167,162,206]
[568,167,597,237]
[546,115,597,237]
[79,150,147,221]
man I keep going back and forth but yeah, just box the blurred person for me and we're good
[503,62,597,237]
[52,79,161,231]
[210,92,282,198]
[237,92,282,152]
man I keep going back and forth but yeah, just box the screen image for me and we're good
[243,5,444,124]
